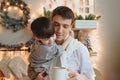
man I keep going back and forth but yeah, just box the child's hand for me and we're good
[62,30,74,50]
[64,30,74,41]
[35,70,49,80]
[69,30,74,38]
[0,70,4,77]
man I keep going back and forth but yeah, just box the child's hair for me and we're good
[31,17,54,38]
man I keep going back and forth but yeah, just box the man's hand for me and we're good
[35,70,49,80]
[67,68,90,80]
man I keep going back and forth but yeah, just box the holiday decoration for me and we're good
[8,56,28,79]
[0,37,34,49]
[43,7,52,19]
[0,0,30,32]
[0,56,11,78]
[0,56,29,79]
[74,14,101,20]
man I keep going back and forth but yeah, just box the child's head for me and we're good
[31,17,55,45]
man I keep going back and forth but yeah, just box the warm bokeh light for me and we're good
[20,4,23,7]
[6,2,10,5]
[8,6,12,10]
[14,6,18,10]
[3,8,7,12]
[0,0,99,80]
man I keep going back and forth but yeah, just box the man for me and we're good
[35,6,95,80]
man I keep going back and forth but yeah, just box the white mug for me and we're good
[51,67,68,80]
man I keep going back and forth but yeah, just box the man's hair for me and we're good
[52,6,74,24]
[31,17,54,38]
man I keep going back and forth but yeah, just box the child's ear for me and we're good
[34,37,37,40]
[34,36,39,40]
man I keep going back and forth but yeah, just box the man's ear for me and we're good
[71,21,75,28]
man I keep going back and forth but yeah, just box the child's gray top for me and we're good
[28,40,64,72]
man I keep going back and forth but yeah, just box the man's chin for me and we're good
[56,39,62,42]
[56,37,62,41]
[55,39,64,44]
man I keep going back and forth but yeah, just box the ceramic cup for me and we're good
[51,67,68,80]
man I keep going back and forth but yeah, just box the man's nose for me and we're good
[57,26,63,33]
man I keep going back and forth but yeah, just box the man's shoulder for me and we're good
[73,39,86,47]
[72,39,88,51]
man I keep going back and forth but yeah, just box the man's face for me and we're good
[52,15,72,44]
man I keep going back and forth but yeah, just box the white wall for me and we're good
[95,0,120,80]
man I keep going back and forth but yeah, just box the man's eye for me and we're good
[63,25,69,28]
[54,23,59,26]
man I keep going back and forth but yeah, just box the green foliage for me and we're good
[74,14,84,20]
[75,14,101,20]
[43,7,52,19]
[0,0,30,32]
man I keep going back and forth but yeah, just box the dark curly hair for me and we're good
[31,17,54,38]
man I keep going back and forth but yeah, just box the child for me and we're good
[28,17,72,80]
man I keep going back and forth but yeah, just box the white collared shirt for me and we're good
[60,39,96,80]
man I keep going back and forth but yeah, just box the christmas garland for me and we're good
[0,37,34,49]
[0,0,30,32]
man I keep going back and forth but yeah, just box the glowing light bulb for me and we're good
[6,2,10,5]
[3,8,7,12]
[20,4,23,7]
[8,6,12,10]
[16,3,18,5]
[14,6,18,10]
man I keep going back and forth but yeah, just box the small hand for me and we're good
[0,70,4,77]
[69,30,74,38]
[62,30,74,50]
[35,70,49,80]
